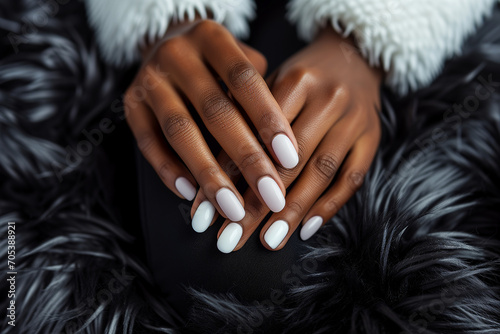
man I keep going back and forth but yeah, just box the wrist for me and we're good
[314,26,383,86]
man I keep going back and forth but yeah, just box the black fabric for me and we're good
[137,0,310,317]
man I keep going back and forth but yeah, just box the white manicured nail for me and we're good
[300,216,323,241]
[272,134,299,169]
[215,188,245,222]
[175,177,196,201]
[264,220,289,249]
[192,201,215,233]
[257,176,285,212]
[217,223,243,253]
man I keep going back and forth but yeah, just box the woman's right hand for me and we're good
[125,20,299,222]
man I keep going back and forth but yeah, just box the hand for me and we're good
[124,20,300,223]
[197,27,382,252]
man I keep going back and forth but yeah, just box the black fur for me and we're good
[0,1,499,333]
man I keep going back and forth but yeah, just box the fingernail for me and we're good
[175,177,196,201]
[192,201,216,233]
[257,176,285,212]
[264,220,289,249]
[215,188,245,221]
[217,222,243,253]
[272,134,299,169]
[300,216,323,241]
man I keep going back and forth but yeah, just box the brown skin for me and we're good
[127,19,382,251]
[208,25,382,251]
[126,20,296,220]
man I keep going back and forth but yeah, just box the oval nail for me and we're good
[264,220,289,249]
[192,201,216,233]
[257,176,285,212]
[217,223,243,253]
[215,188,245,221]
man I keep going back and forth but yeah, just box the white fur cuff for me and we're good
[85,0,255,66]
[287,0,496,94]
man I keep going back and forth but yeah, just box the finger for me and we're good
[170,52,287,215]
[191,150,241,233]
[200,30,300,169]
[216,99,349,253]
[267,70,309,123]
[259,114,366,250]
[124,99,197,201]
[236,41,267,76]
[300,128,380,241]
[145,75,246,222]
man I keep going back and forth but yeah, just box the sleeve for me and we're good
[84,0,256,66]
[287,0,497,95]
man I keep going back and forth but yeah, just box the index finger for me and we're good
[197,28,300,170]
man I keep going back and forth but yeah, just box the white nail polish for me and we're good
[264,220,289,249]
[215,188,245,222]
[175,177,196,201]
[272,134,299,169]
[257,176,285,212]
[192,201,215,233]
[300,216,323,241]
[217,223,243,253]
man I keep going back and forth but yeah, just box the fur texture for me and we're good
[288,0,497,95]
[1,1,500,334]
[0,2,178,333]
[84,0,255,66]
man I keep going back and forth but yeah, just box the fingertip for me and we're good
[175,176,197,201]
[215,188,246,222]
[257,176,286,213]
[271,133,299,169]
[263,220,289,250]
[192,200,216,233]
[300,216,323,241]
[217,222,243,254]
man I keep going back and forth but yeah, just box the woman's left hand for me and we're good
[193,27,382,252]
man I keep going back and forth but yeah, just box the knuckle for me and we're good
[161,113,192,140]
[157,161,173,182]
[275,166,296,183]
[327,83,350,100]
[238,151,265,172]
[314,153,340,180]
[325,198,340,214]
[347,170,365,191]
[287,201,304,218]
[191,20,219,36]
[136,132,155,155]
[159,37,186,58]
[317,84,351,111]
[201,92,234,124]
[259,111,282,132]
[227,61,259,89]
[288,67,308,81]
[198,165,219,181]
[286,66,315,86]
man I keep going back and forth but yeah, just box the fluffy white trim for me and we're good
[287,0,497,94]
[85,0,255,66]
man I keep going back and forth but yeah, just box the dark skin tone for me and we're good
[125,19,382,252]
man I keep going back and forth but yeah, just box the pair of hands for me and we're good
[125,19,381,253]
